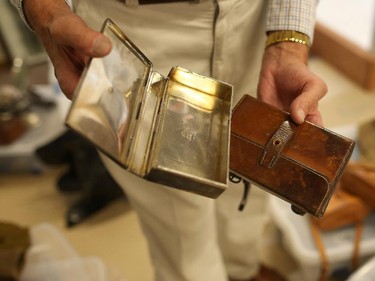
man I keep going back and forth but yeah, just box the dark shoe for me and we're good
[57,168,82,193]
[66,160,125,227]
[35,130,82,165]
[66,187,124,227]
[230,265,286,281]
[250,265,286,281]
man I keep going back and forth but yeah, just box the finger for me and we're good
[290,79,327,125]
[55,69,81,100]
[53,55,84,99]
[50,15,112,58]
[305,110,324,127]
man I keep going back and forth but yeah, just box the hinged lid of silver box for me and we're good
[66,19,233,198]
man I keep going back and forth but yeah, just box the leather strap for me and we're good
[310,219,364,281]
[229,172,251,211]
[260,120,294,168]
[238,180,251,211]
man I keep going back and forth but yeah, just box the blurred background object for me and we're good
[0,0,62,172]
[312,0,375,90]
[0,1,126,227]
[0,0,48,87]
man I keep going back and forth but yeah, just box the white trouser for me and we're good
[74,1,270,280]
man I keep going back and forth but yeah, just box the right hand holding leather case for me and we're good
[230,95,355,218]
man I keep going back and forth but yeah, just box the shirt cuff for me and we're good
[10,0,31,29]
[266,0,318,43]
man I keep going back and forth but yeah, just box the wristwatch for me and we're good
[265,30,310,48]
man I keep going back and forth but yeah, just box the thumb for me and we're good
[52,15,112,57]
[290,89,326,126]
[290,103,324,126]
[90,34,112,57]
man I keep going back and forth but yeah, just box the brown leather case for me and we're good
[230,95,355,217]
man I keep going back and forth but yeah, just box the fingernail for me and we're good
[297,109,306,123]
[92,36,111,56]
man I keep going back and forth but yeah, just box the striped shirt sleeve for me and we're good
[266,0,319,41]
[10,0,29,28]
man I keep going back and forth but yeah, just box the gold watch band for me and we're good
[265,30,310,48]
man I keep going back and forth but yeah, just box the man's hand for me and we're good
[257,41,327,126]
[23,0,112,99]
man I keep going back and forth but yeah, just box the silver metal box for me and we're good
[66,19,233,198]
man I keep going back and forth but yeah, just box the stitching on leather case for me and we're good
[231,133,331,215]
[232,133,330,183]
[318,140,356,213]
